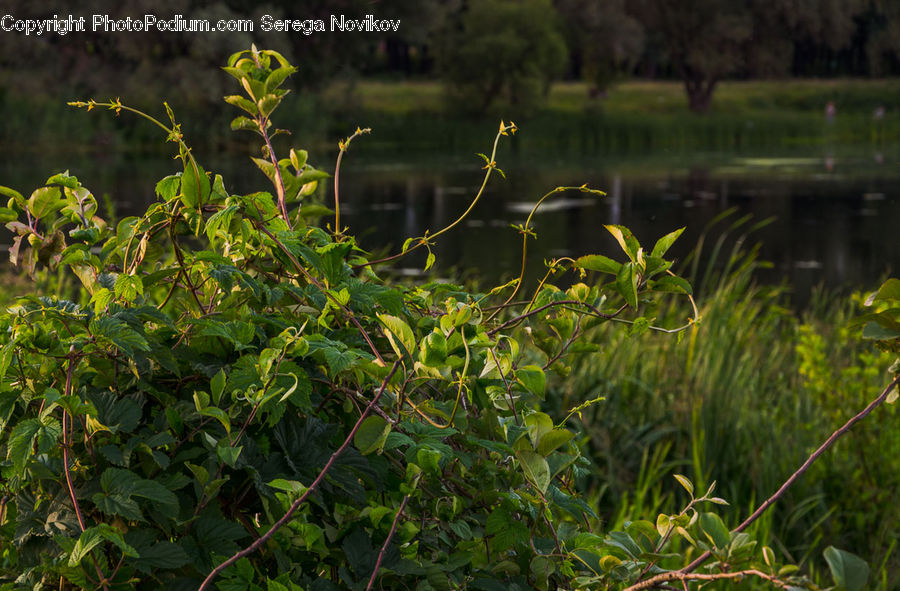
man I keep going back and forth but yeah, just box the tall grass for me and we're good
[550,213,898,587]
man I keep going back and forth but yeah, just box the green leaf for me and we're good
[92,493,143,521]
[525,412,554,449]
[536,429,575,456]
[576,254,622,275]
[90,317,150,358]
[605,531,642,558]
[265,65,297,93]
[231,116,258,131]
[127,536,189,573]
[516,365,546,398]
[296,167,331,185]
[257,94,282,118]
[487,507,529,552]
[27,186,64,219]
[698,512,731,549]
[656,514,671,537]
[354,415,391,455]
[605,225,640,261]
[673,474,694,496]
[68,527,108,567]
[193,393,231,434]
[517,450,551,493]
[7,418,42,476]
[650,227,685,258]
[114,273,144,302]
[0,336,19,382]
[0,207,18,223]
[267,479,308,496]
[415,447,442,474]
[155,175,181,202]
[866,278,900,305]
[0,185,25,208]
[289,149,308,171]
[211,369,227,405]
[824,546,869,591]
[378,313,416,358]
[420,331,448,366]
[130,478,179,508]
[616,262,638,308]
[217,445,243,467]
[180,162,210,208]
[224,94,258,116]
[649,275,693,295]
[862,322,900,340]
[206,204,239,244]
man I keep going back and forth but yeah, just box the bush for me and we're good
[0,46,896,591]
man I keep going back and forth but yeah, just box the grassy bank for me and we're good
[333,78,900,117]
[5,78,900,157]
[540,221,900,588]
[317,78,900,153]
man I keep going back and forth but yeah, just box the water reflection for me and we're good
[338,151,900,302]
[1,147,897,304]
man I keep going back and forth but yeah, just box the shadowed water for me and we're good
[2,144,898,304]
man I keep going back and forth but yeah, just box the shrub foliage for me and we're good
[0,46,896,591]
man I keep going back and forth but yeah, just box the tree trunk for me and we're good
[684,77,718,113]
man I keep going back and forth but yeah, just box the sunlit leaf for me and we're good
[517,450,551,493]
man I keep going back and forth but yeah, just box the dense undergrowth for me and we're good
[1,47,899,591]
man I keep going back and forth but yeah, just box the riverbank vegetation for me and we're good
[6,78,900,157]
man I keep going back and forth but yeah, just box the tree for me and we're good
[861,0,900,76]
[555,0,645,97]
[629,0,867,112]
[435,0,568,113]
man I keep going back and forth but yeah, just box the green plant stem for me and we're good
[333,127,371,237]
[662,373,900,585]
[71,100,204,213]
[261,120,291,229]
[489,346,520,425]
[167,222,206,314]
[198,360,402,591]
[486,186,604,324]
[487,300,625,337]
[354,122,513,269]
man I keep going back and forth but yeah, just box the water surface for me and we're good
[2,143,898,304]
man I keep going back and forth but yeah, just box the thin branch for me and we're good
[366,491,413,591]
[670,373,900,582]
[625,568,792,591]
[61,352,110,591]
[198,360,402,591]
[61,353,85,532]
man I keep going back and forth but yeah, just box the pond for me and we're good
[2,142,899,305]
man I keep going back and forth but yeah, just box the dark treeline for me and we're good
[2,0,900,117]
